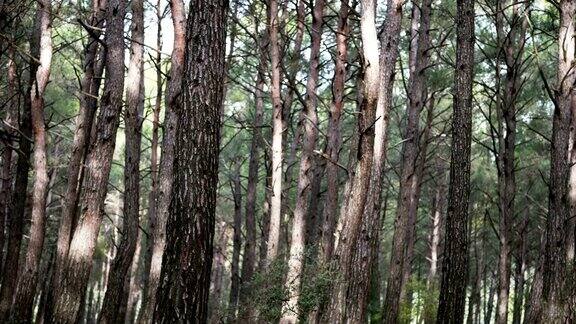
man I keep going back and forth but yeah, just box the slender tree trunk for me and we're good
[152,1,227,321]
[538,1,576,322]
[12,1,52,320]
[512,214,528,324]
[98,0,143,320]
[436,0,475,321]
[238,30,267,321]
[265,0,284,266]
[138,0,185,320]
[0,47,18,271]
[141,0,163,307]
[383,0,431,320]
[259,159,273,272]
[51,0,126,321]
[325,0,381,322]
[209,222,229,323]
[125,230,142,323]
[280,1,325,321]
[317,0,349,265]
[48,0,107,319]
[228,165,242,321]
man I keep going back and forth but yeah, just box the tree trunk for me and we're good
[11,1,52,320]
[141,0,163,309]
[0,13,34,324]
[209,222,229,323]
[98,0,144,320]
[280,1,325,321]
[0,47,18,273]
[238,29,267,321]
[152,1,227,321]
[265,0,284,267]
[228,165,243,321]
[512,214,528,324]
[538,0,576,322]
[383,0,431,320]
[47,0,107,319]
[436,0,474,321]
[324,0,381,322]
[138,0,185,321]
[51,0,126,321]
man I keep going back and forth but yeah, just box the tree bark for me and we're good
[98,0,144,320]
[538,0,576,322]
[265,0,284,267]
[436,0,475,321]
[138,0,185,321]
[11,0,52,320]
[152,0,227,321]
[51,0,126,321]
[383,0,431,320]
[47,0,107,319]
[324,0,381,322]
[280,0,325,321]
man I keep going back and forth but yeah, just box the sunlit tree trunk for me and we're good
[12,0,52,320]
[138,0,185,321]
[51,0,126,320]
[152,0,227,321]
[325,0,380,321]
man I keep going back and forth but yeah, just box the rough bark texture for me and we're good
[98,0,144,320]
[51,0,126,321]
[11,0,52,320]
[538,1,576,322]
[343,0,403,322]
[280,0,325,321]
[152,0,227,321]
[382,0,430,320]
[265,0,284,266]
[436,0,475,321]
[49,3,107,316]
[138,0,184,321]
[325,0,380,322]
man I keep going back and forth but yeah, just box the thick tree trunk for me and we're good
[325,0,381,322]
[265,0,284,266]
[152,1,227,321]
[138,0,184,321]
[11,1,52,320]
[48,0,107,319]
[436,0,475,321]
[538,1,576,322]
[51,0,126,321]
[228,166,242,321]
[209,222,229,322]
[98,0,144,320]
[280,1,325,321]
[383,0,431,320]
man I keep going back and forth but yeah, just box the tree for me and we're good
[436,0,475,321]
[152,0,228,321]
[98,0,144,320]
[51,0,126,320]
[11,0,52,320]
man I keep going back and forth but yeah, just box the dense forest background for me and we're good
[0,0,575,322]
